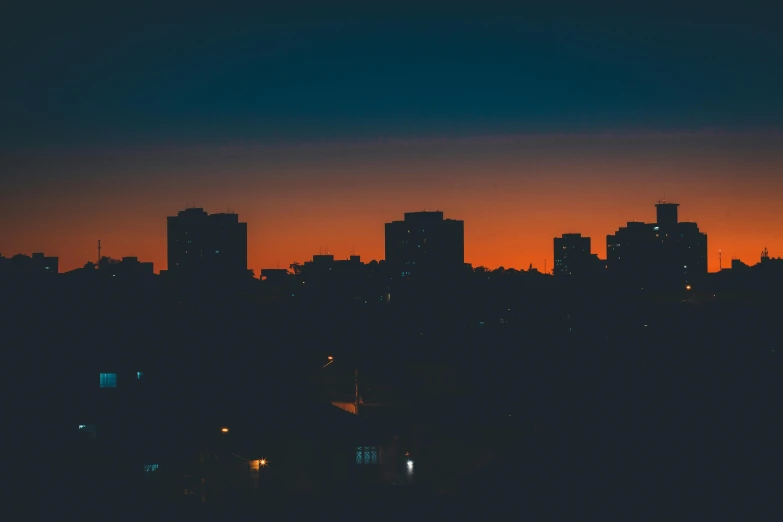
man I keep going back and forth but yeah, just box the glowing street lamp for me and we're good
[686,285,692,291]
[221,427,229,433]
[323,356,335,368]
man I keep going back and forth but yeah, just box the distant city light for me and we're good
[260,458,267,467]
[221,427,229,433]
[686,285,692,290]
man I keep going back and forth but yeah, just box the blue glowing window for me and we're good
[99,373,117,388]
[144,464,159,472]
[137,372,143,379]
[356,446,379,465]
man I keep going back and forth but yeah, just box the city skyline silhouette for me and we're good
[3,3,782,517]
[2,195,779,277]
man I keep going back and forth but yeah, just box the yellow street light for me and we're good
[221,427,229,433]
[686,285,692,291]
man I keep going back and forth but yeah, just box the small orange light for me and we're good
[260,459,267,467]
[221,427,229,433]
[328,356,334,360]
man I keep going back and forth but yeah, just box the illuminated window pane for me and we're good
[79,424,97,439]
[100,373,117,388]
[356,446,380,465]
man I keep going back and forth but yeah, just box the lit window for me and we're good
[100,373,117,388]
[137,372,143,379]
[144,464,159,472]
[79,424,97,439]
[356,446,379,465]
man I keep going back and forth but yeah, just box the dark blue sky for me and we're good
[1,2,781,149]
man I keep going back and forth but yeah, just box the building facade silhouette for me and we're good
[98,256,154,276]
[554,233,596,277]
[166,208,248,278]
[606,202,707,290]
[385,211,464,275]
[0,252,59,275]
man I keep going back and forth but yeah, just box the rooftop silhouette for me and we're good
[4,199,782,516]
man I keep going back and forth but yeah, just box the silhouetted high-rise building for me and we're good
[606,202,707,290]
[655,202,679,228]
[385,211,464,275]
[554,234,594,277]
[167,208,248,278]
[553,234,605,279]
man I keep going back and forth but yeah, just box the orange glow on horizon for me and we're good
[2,133,782,275]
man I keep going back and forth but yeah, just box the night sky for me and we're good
[2,3,781,274]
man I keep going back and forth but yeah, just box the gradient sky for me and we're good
[2,3,782,274]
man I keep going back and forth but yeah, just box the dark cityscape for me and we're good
[2,3,782,520]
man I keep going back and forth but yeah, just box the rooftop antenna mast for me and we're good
[719,250,722,271]
[97,240,101,264]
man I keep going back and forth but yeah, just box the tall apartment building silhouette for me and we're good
[606,202,707,289]
[385,211,464,275]
[554,233,594,277]
[167,208,248,278]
